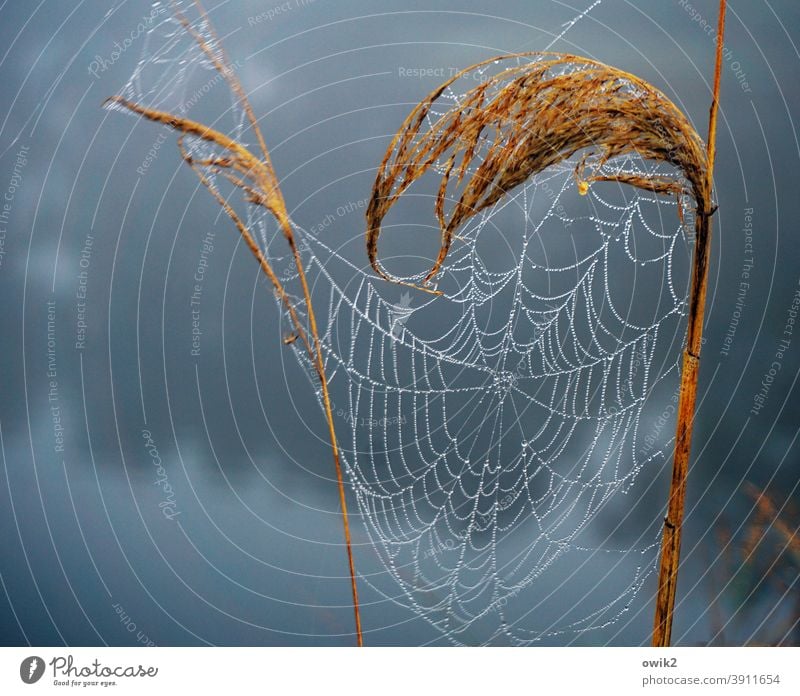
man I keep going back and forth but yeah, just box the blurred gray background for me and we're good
[0,0,798,646]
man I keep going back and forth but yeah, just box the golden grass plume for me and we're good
[366,52,712,293]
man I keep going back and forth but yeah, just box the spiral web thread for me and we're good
[292,150,692,644]
[113,2,696,645]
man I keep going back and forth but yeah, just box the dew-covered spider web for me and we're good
[111,0,699,645]
[286,158,694,644]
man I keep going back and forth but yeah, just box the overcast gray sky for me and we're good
[1,0,799,647]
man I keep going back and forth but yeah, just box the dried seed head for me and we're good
[366,52,710,290]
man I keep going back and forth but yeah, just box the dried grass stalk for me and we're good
[104,0,363,646]
[652,0,726,646]
[366,52,711,292]
[744,483,800,560]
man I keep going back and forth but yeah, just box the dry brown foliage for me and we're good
[366,53,712,293]
[708,484,800,645]
[104,0,363,645]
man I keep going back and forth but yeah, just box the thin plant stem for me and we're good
[104,1,363,645]
[651,0,727,647]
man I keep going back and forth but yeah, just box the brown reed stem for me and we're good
[105,1,363,645]
[651,0,726,648]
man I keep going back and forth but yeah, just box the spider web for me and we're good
[292,153,693,644]
[111,1,697,645]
